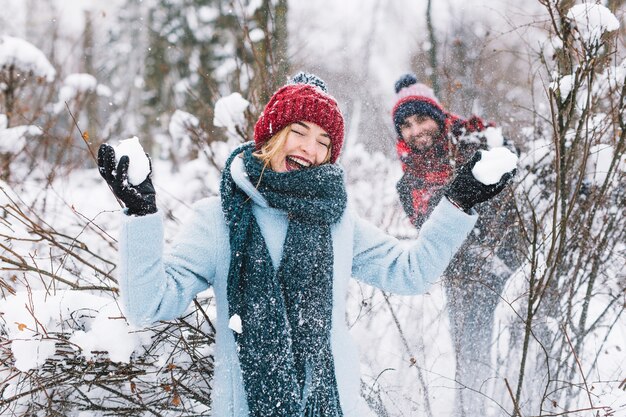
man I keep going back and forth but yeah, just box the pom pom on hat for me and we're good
[392,73,446,137]
[254,72,345,163]
[394,72,440,103]
[394,73,418,94]
[289,71,328,93]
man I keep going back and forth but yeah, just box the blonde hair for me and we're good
[253,123,333,170]
[253,126,291,168]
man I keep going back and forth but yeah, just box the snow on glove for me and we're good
[444,151,515,212]
[97,143,157,216]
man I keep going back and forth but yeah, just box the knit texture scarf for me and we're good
[220,143,347,417]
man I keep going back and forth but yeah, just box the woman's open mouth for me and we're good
[285,155,312,171]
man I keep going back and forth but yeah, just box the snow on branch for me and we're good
[0,36,55,82]
[213,92,249,139]
[566,3,620,47]
[0,123,43,154]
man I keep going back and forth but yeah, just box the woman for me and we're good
[97,73,514,417]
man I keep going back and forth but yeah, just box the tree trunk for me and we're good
[82,10,98,162]
[426,0,439,96]
[272,0,289,88]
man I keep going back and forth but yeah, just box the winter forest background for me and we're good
[1,0,625,416]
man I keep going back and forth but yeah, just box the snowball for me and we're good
[0,36,56,82]
[113,137,150,185]
[483,126,504,148]
[472,147,518,185]
[12,339,56,372]
[229,314,242,334]
[214,92,250,134]
[567,3,620,46]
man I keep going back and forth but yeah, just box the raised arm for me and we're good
[351,197,477,295]
[98,144,222,326]
[118,198,222,326]
[353,147,516,294]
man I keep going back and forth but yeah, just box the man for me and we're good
[391,73,521,416]
[392,73,494,227]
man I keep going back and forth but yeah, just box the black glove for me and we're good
[444,151,515,212]
[97,143,157,216]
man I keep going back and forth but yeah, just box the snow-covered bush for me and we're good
[489,3,626,416]
[0,36,55,182]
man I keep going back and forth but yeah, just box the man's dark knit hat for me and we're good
[392,73,446,137]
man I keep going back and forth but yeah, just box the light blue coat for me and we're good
[118,157,477,416]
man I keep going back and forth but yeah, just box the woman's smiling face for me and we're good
[269,121,332,172]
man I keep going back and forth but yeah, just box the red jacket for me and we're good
[396,115,495,227]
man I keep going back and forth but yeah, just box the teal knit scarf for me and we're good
[220,143,347,417]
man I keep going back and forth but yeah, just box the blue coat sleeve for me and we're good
[351,198,478,295]
[119,198,222,326]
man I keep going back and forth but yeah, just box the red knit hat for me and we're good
[254,75,345,164]
[392,73,447,137]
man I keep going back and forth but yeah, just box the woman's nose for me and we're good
[300,135,317,155]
